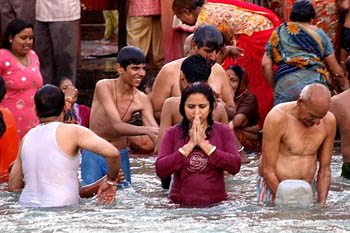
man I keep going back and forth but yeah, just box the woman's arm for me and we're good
[155,128,186,178]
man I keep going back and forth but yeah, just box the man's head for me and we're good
[34,84,65,119]
[297,83,331,127]
[180,54,212,91]
[290,0,316,23]
[116,46,146,87]
[192,25,224,65]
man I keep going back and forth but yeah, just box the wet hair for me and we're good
[172,0,205,14]
[193,25,224,52]
[2,18,33,50]
[179,82,215,138]
[116,46,145,70]
[34,84,65,118]
[0,76,6,137]
[181,54,211,83]
[290,0,316,22]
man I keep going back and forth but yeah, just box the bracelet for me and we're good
[65,96,73,103]
[105,177,118,186]
[207,145,216,156]
[238,146,245,153]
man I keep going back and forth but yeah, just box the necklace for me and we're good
[115,82,135,121]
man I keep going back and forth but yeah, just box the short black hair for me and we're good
[34,85,65,118]
[181,54,211,83]
[116,46,145,69]
[2,18,33,50]
[0,75,6,102]
[193,25,224,52]
[290,0,316,22]
[0,76,6,138]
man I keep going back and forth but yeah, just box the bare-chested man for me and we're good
[156,54,228,153]
[81,46,159,187]
[149,24,235,121]
[258,83,336,204]
[330,57,350,179]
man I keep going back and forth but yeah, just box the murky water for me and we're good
[0,151,349,232]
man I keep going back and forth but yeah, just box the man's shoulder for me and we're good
[160,58,184,72]
[96,78,114,88]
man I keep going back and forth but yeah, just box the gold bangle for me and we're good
[65,97,73,103]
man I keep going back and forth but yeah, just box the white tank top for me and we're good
[19,122,80,207]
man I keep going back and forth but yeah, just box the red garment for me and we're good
[0,107,19,182]
[156,122,241,206]
[208,0,281,127]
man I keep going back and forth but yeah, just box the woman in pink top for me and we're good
[0,19,43,139]
[156,82,241,206]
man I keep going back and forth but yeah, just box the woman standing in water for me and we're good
[156,82,241,206]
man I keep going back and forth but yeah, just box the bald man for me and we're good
[258,83,336,205]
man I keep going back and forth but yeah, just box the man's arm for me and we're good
[214,101,229,124]
[262,52,275,87]
[8,143,24,192]
[324,54,346,91]
[316,113,336,204]
[149,65,174,121]
[95,80,154,137]
[261,108,285,196]
[213,65,236,120]
[155,98,175,153]
[141,94,160,141]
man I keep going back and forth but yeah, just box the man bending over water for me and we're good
[258,83,336,204]
[8,85,121,207]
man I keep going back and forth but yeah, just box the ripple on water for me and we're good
[0,153,349,232]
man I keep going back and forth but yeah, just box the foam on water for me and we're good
[0,152,349,232]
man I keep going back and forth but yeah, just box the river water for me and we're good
[0,151,349,232]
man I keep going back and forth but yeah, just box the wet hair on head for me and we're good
[2,18,33,50]
[0,76,6,137]
[116,46,145,70]
[172,0,205,13]
[193,24,224,52]
[290,0,316,22]
[181,54,211,83]
[34,84,65,118]
[179,82,215,138]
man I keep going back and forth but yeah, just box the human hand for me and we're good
[146,126,159,143]
[226,45,244,59]
[117,169,125,184]
[65,85,78,103]
[97,181,117,205]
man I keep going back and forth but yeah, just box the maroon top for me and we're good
[156,122,241,206]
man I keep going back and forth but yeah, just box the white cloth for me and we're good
[36,0,80,22]
[19,122,80,207]
[275,179,314,207]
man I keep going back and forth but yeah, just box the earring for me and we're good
[9,40,12,43]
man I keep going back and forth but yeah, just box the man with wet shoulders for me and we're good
[155,54,228,153]
[149,24,236,122]
[81,46,159,187]
[8,85,121,207]
[258,83,336,205]
[330,57,350,179]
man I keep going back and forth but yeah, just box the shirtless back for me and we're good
[149,25,235,121]
[260,83,336,204]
